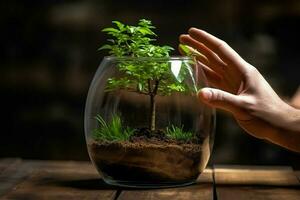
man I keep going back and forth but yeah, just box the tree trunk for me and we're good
[150,94,156,131]
[148,79,159,132]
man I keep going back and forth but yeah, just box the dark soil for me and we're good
[88,128,203,184]
[130,128,201,144]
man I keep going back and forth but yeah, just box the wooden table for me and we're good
[0,158,299,199]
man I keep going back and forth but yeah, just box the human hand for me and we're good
[291,87,300,109]
[179,28,300,151]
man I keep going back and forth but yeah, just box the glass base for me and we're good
[103,178,196,188]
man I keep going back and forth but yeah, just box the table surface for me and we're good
[0,158,299,200]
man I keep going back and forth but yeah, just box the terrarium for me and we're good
[84,20,215,188]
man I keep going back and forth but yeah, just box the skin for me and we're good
[179,28,300,153]
[291,87,300,109]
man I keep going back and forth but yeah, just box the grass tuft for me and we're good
[165,125,194,142]
[92,114,135,141]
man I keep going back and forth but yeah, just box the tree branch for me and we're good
[153,80,159,95]
[148,79,153,95]
[126,89,149,95]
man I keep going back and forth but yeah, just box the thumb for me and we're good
[198,88,243,115]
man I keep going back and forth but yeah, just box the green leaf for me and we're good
[128,26,135,33]
[163,45,174,51]
[138,83,143,91]
[167,83,186,92]
[98,19,195,98]
[179,44,192,55]
[102,27,119,33]
[112,21,125,30]
[138,19,155,29]
[138,27,154,35]
[98,44,112,51]
[179,44,206,59]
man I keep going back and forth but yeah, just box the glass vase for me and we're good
[85,56,215,188]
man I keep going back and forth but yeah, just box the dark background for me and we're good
[1,0,299,168]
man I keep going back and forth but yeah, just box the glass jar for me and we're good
[85,56,215,188]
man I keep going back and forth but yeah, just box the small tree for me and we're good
[99,19,194,131]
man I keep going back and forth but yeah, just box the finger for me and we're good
[186,29,247,93]
[180,34,227,75]
[188,28,246,69]
[178,44,209,66]
[198,88,248,119]
[197,61,222,88]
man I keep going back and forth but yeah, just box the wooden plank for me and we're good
[0,158,34,196]
[214,165,300,186]
[1,160,118,200]
[214,165,300,200]
[118,184,212,200]
[197,168,213,183]
[0,158,22,173]
[215,186,300,200]
[295,171,300,183]
[118,168,213,200]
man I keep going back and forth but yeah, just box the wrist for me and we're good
[281,104,300,132]
[289,107,300,131]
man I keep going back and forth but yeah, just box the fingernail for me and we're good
[188,27,197,33]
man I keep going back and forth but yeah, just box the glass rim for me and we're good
[103,56,194,62]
